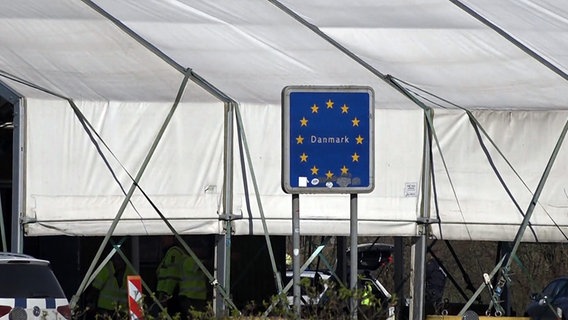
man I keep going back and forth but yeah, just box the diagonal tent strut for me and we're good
[78,0,248,315]
[450,0,568,82]
[460,120,568,316]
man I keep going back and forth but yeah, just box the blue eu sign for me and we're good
[282,86,374,194]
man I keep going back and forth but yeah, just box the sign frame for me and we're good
[281,85,375,194]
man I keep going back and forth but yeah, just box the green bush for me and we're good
[73,277,396,320]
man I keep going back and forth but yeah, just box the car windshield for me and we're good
[0,264,66,298]
[542,279,568,299]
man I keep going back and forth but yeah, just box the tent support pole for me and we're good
[0,82,25,253]
[411,109,433,320]
[411,236,427,320]
[0,81,20,252]
[216,101,235,317]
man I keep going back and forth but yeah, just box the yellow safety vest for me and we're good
[156,246,186,295]
[179,255,207,300]
[92,261,136,311]
[361,282,374,306]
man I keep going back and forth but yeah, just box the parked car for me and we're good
[285,243,394,307]
[526,276,568,320]
[346,242,394,271]
[285,269,392,307]
[285,270,332,306]
[0,252,71,319]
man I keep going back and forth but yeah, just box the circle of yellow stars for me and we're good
[295,98,365,181]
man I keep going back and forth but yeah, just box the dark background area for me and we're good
[347,237,568,317]
[22,234,286,312]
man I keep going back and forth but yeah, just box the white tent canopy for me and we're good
[1,0,568,242]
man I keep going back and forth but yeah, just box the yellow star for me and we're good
[300,153,308,162]
[356,135,364,144]
[326,99,334,109]
[340,165,349,175]
[300,117,308,126]
[341,104,349,113]
[311,104,319,113]
[352,117,360,126]
[325,170,334,179]
[351,152,359,162]
[310,165,319,175]
[296,135,304,144]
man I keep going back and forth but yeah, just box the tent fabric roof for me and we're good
[1,0,568,241]
[4,0,568,108]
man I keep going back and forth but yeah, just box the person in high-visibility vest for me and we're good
[179,252,208,318]
[153,235,187,316]
[88,254,136,318]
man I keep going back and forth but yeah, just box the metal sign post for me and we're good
[292,194,301,315]
[282,86,375,319]
[350,193,358,319]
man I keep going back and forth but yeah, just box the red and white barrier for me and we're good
[127,275,144,320]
